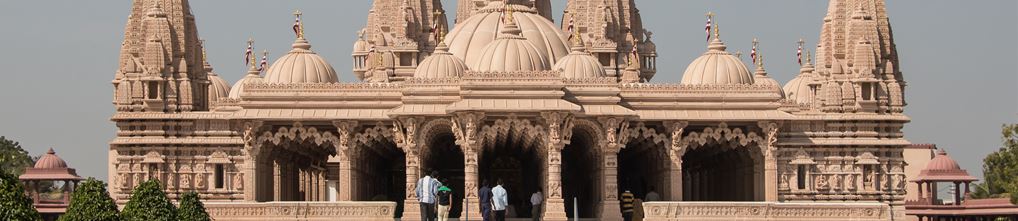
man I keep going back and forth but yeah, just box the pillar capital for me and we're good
[598,117,631,153]
[452,112,485,150]
[393,117,423,153]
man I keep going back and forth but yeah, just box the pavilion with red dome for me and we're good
[905,149,1018,221]
[19,148,82,221]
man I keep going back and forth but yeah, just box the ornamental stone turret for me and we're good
[457,0,553,24]
[815,0,904,114]
[563,0,656,81]
[114,0,207,112]
[353,0,448,83]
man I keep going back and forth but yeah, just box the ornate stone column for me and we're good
[241,121,262,201]
[394,118,422,221]
[453,113,484,220]
[759,121,781,202]
[598,117,629,221]
[333,121,357,201]
[666,121,689,201]
[541,112,573,221]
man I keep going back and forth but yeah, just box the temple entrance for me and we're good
[561,129,599,218]
[251,124,334,202]
[618,135,673,202]
[682,143,761,201]
[422,132,465,218]
[478,131,542,219]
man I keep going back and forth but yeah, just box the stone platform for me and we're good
[643,202,895,221]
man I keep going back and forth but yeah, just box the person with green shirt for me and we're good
[437,179,453,221]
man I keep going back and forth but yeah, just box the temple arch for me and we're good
[679,123,765,202]
[561,120,602,219]
[250,122,337,202]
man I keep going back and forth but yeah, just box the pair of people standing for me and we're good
[416,171,454,221]
[478,179,515,221]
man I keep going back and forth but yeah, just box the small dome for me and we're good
[680,38,754,85]
[445,2,568,69]
[470,18,550,72]
[206,65,231,103]
[264,38,339,84]
[554,40,607,79]
[927,150,963,171]
[353,35,369,54]
[915,150,979,182]
[34,148,68,169]
[229,67,264,99]
[784,63,817,104]
[415,42,468,78]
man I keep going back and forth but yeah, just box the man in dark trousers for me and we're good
[416,171,442,221]
[620,189,635,221]
[478,179,494,221]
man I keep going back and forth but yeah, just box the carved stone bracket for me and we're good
[666,121,690,161]
[541,112,575,150]
[757,121,781,158]
[393,117,423,153]
[598,117,631,153]
[452,112,485,151]
[241,120,264,157]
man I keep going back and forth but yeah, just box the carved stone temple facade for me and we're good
[108,0,911,220]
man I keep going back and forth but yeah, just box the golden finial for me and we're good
[505,1,515,24]
[294,9,304,39]
[714,22,720,39]
[200,39,208,62]
[806,49,814,64]
[573,25,583,46]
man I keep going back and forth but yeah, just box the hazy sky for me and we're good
[0,1,1015,181]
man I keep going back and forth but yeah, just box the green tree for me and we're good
[120,180,177,221]
[177,192,211,221]
[0,170,41,221]
[971,124,1018,204]
[0,136,34,176]
[59,178,121,221]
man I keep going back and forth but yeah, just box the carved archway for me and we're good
[678,123,766,202]
[561,119,603,219]
[250,122,338,202]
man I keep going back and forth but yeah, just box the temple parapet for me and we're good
[643,202,894,221]
[205,201,396,221]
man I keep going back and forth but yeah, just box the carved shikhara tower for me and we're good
[109,0,910,221]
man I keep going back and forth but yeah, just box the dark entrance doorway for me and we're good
[682,143,760,201]
[562,130,599,218]
[478,131,542,219]
[423,133,465,218]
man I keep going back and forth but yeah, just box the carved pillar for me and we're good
[759,122,781,202]
[598,117,628,221]
[273,159,282,201]
[541,112,573,221]
[334,121,357,201]
[453,113,484,220]
[241,121,263,201]
[666,121,689,201]
[395,118,422,221]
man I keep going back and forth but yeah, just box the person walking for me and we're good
[437,179,453,221]
[491,179,509,221]
[478,179,493,221]
[416,171,441,221]
[620,189,635,221]
[530,191,543,221]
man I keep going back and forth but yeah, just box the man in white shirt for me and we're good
[416,171,442,221]
[530,191,543,221]
[491,179,509,221]
[644,185,661,202]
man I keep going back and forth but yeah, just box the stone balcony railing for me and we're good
[204,201,396,221]
[643,201,892,221]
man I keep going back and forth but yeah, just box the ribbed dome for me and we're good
[415,42,468,78]
[34,148,68,169]
[470,18,550,72]
[445,2,568,69]
[927,150,963,171]
[229,67,264,99]
[784,63,817,104]
[264,38,339,84]
[353,38,369,54]
[680,38,754,85]
[206,64,231,103]
[554,40,606,79]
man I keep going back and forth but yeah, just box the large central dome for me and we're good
[444,2,568,69]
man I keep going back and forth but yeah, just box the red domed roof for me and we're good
[913,150,977,182]
[34,148,68,169]
[19,148,80,181]
[926,150,962,171]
